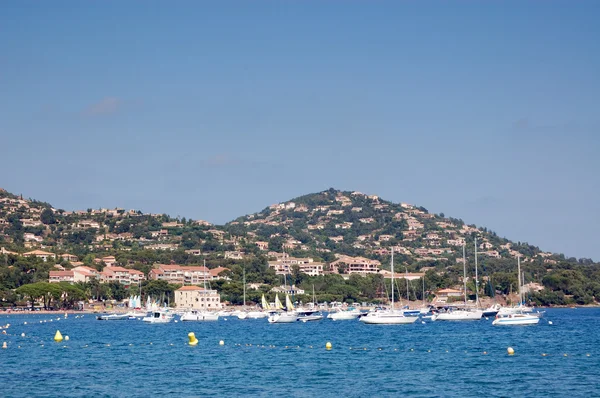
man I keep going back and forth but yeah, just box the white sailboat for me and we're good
[268,293,298,323]
[432,242,483,321]
[495,256,539,325]
[418,277,431,315]
[246,294,269,319]
[360,248,418,325]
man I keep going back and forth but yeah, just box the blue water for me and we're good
[1,308,599,397]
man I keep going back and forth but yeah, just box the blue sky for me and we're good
[1,1,599,260]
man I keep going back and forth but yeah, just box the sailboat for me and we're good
[360,248,419,325]
[493,255,540,325]
[246,294,269,319]
[432,242,483,321]
[418,277,432,315]
[268,295,298,323]
[268,285,298,324]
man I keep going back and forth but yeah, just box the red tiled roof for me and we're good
[177,286,204,291]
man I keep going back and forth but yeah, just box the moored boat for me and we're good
[142,310,174,323]
[180,310,219,321]
[432,308,483,321]
[492,312,540,326]
[360,248,418,325]
[296,309,323,322]
[97,313,130,320]
[327,307,361,320]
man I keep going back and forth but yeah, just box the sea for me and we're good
[1,308,599,397]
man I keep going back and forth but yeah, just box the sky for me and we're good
[1,1,599,260]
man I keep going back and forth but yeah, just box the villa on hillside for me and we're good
[24,250,56,262]
[150,264,230,285]
[330,255,381,275]
[268,256,324,276]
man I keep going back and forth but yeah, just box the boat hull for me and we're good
[432,310,483,321]
[142,311,173,323]
[97,314,129,320]
[327,311,360,321]
[246,311,268,319]
[267,313,298,323]
[492,314,540,326]
[180,311,219,321]
[360,312,418,325]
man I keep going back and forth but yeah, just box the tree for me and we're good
[40,208,56,225]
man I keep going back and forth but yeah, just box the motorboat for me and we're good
[97,313,129,320]
[360,309,419,324]
[246,310,268,319]
[327,308,361,321]
[482,304,501,317]
[296,309,323,322]
[403,308,421,317]
[492,312,540,326]
[180,310,219,321]
[142,310,174,323]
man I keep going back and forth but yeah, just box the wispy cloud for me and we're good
[83,97,121,116]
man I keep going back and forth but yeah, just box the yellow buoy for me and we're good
[54,330,63,343]
[219,340,224,346]
[2,342,7,349]
[507,347,515,355]
[325,342,332,350]
[65,336,70,341]
[188,332,198,346]
[21,333,25,337]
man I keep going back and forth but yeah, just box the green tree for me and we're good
[40,208,56,225]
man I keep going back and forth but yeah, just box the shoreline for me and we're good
[1,303,599,315]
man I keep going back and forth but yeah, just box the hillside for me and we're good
[1,187,599,306]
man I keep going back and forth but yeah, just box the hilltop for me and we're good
[0,187,598,306]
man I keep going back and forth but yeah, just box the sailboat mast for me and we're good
[522,272,525,305]
[405,267,410,304]
[422,276,425,307]
[391,247,394,310]
[474,236,479,306]
[243,265,246,308]
[463,244,467,305]
[517,255,522,305]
